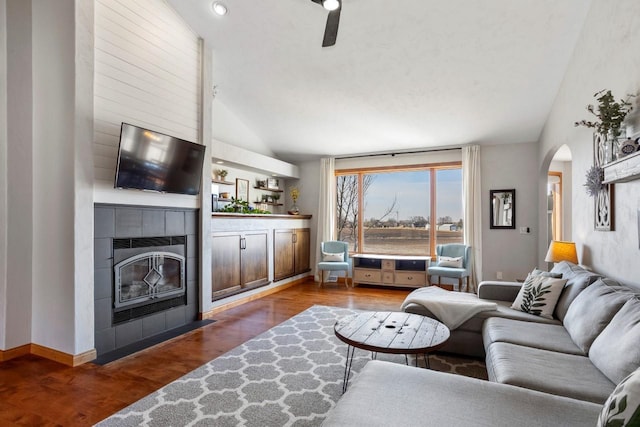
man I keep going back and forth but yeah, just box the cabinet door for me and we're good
[294,228,310,274]
[273,229,295,281]
[241,231,269,287]
[212,233,242,294]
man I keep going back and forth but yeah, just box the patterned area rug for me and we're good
[97,305,486,427]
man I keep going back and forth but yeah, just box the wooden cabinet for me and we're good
[352,254,429,288]
[273,228,310,281]
[212,230,269,299]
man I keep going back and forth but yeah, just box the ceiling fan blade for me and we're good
[310,0,323,4]
[322,6,341,47]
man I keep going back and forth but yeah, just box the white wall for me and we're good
[335,149,461,169]
[482,142,539,281]
[538,0,640,287]
[213,100,274,157]
[0,0,7,350]
[3,0,34,351]
[93,0,202,208]
[31,0,93,354]
[295,159,321,275]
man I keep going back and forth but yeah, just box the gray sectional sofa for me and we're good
[322,261,640,426]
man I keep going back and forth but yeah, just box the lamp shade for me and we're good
[545,240,578,264]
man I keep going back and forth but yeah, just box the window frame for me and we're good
[335,161,462,257]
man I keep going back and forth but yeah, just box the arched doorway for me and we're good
[546,144,572,266]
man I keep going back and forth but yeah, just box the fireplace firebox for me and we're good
[112,236,187,324]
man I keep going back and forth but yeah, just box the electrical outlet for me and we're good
[519,227,530,234]
[497,271,503,280]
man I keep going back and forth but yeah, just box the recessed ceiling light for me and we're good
[322,0,339,11]
[211,1,228,16]
[215,160,224,164]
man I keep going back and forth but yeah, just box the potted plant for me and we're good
[574,89,634,138]
[575,90,635,164]
[217,169,229,181]
[288,187,300,215]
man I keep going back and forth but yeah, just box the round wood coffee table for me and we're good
[334,311,450,392]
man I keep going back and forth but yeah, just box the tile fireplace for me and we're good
[94,205,199,356]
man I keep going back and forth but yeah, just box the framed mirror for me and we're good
[490,189,516,229]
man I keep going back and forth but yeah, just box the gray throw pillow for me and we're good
[598,366,640,427]
[550,261,602,322]
[590,298,640,385]
[530,267,562,278]
[564,279,632,353]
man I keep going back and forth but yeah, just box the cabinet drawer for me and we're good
[381,260,395,270]
[382,272,394,284]
[394,271,426,286]
[354,269,382,283]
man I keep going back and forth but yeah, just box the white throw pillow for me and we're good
[510,275,567,319]
[322,251,344,262]
[598,366,640,427]
[437,256,463,268]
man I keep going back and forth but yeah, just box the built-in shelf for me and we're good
[603,150,640,184]
[254,186,283,193]
[212,179,234,185]
[212,213,312,219]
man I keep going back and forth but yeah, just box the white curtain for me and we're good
[462,145,482,292]
[315,157,336,281]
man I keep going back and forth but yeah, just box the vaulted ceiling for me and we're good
[168,0,592,163]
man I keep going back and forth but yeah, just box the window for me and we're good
[336,163,462,256]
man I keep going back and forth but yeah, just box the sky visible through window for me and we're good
[364,169,462,222]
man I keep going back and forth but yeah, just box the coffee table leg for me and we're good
[342,345,356,393]
[424,353,430,369]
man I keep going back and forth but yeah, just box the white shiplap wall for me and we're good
[93,0,201,205]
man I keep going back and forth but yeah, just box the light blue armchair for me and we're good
[317,241,351,287]
[427,244,472,292]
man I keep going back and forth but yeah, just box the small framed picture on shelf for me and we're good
[236,178,249,201]
[267,178,279,190]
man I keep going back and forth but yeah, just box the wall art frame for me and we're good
[594,132,615,231]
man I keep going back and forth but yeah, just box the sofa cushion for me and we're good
[598,366,640,427]
[404,299,559,358]
[482,317,584,355]
[486,342,615,403]
[550,261,602,322]
[511,275,567,319]
[564,278,633,353]
[590,297,640,385]
[322,360,602,427]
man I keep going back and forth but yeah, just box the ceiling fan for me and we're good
[310,0,342,47]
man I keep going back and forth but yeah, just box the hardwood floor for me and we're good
[0,280,411,426]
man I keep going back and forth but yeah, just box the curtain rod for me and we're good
[336,146,462,160]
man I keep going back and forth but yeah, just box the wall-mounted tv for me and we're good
[114,123,205,195]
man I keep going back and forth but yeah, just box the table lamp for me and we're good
[545,240,578,264]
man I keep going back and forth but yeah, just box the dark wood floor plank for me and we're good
[0,281,410,426]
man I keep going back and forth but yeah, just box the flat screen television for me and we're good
[114,123,205,195]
